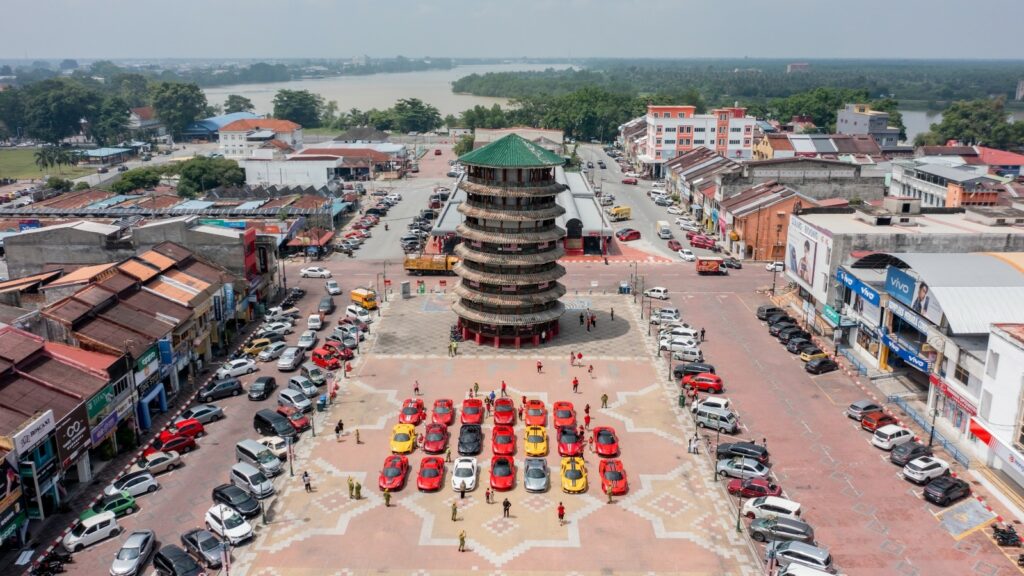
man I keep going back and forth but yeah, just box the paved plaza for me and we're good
[232,294,761,575]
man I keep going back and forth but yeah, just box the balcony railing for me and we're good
[464,198,559,212]
[465,175,557,188]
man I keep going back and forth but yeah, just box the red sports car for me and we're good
[143,434,196,457]
[593,427,619,457]
[552,401,576,429]
[557,426,583,457]
[431,399,455,426]
[322,341,355,360]
[491,426,516,456]
[416,456,445,492]
[599,459,629,495]
[276,406,310,432]
[378,455,410,491]
[726,477,783,499]
[682,373,724,394]
[524,400,547,427]
[493,398,516,426]
[461,399,484,424]
[667,240,682,252]
[489,456,516,491]
[399,398,426,425]
[422,423,449,454]
[621,177,638,185]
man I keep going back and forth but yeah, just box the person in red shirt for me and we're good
[501,380,507,397]
[536,361,543,374]
[572,377,579,393]
[557,502,566,526]
[584,414,591,430]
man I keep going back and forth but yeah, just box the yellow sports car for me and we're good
[560,457,587,493]
[524,426,548,456]
[800,348,828,362]
[390,423,416,454]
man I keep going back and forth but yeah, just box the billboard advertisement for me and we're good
[786,215,833,299]
[885,266,943,326]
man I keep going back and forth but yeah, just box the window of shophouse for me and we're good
[856,325,880,356]
[953,362,970,384]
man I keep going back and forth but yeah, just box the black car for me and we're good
[778,328,811,344]
[458,424,483,456]
[766,312,793,325]
[785,338,812,354]
[673,362,716,380]
[420,209,436,220]
[288,287,306,299]
[722,258,743,269]
[805,358,839,374]
[365,208,384,217]
[890,442,933,466]
[248,376,277,401]
[180,529,223,568]
[198,378,243,402]
[756,305,784,320]
[716,442,770,464]
[924,476,971,506]
[212,483,261,518]
[768,322,797,337]
[153,544,204,576]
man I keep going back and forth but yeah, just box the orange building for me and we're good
[720,181,819,260]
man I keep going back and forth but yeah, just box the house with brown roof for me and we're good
[128,106,164,137]
[719,181,819,260]
[219,118,303,159]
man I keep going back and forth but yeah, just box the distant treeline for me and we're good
[451,59,1024,105]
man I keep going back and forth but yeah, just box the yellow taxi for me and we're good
[800,348,829,362]
[524,426,548,456]
[560,457,587,493]
[243,338,273,356]
[389,423,416,454]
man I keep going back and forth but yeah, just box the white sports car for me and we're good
[451,457,478,492]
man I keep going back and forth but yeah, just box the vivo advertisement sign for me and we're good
[836,268,880,306]
[886,267,917,307]
[880,333,930,373]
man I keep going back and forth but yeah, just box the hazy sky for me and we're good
[2,0,1023,60]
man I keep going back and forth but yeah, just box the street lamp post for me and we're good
[735,490,744,533]
[287,436,295,477]
[928,407,940,447]
[770,224,782,296]
[382,261,389,303]
[631,262,638,303]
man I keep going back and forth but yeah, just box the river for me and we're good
[203,63,572,117]
[899,109,1024,143]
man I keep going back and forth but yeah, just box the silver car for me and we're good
[288,376,318,398]
[258,342,288,362]
[297,330,318,350]
[110,529,155,576]
[523,458,549,492]
[104,471,159,498]
[276,347,304,371]
[749,517,815,544]
[716,457,771,480]
[175,404,224,425]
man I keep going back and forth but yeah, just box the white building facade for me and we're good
[638,105,756,178]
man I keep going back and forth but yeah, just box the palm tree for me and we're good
[33,148,54,174]
[54,149,74,175]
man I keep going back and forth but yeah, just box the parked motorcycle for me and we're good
[43,550,73,564]
[993,524,1021,547]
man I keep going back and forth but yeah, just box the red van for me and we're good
[690,235,716,250]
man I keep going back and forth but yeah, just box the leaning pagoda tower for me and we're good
[452,134,567,348]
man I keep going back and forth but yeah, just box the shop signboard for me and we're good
[836,267,880,305]
[90,411,119,445]
[133,347,159,387]
[55,404,90,469]
[0,458,23,539]
[887,299,930,333]
[822,305,841,326]
[785,215,833,300]
[12,410,55,456]
[930,374,977,416]
[885,266,943,326]
[86,384,115,421]
[880,333,930,372]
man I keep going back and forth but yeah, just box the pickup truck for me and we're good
[266,306,301,321]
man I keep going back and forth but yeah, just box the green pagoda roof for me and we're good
[458,133,564,168]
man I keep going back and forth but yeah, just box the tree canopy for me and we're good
[224,94,255,114]
[273,89,324,128]
[150,82,207,139]
[177,157,245,197]
[914,98,1024,149]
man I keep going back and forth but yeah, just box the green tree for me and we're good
[91,96,129,146]
[390,98,442,133]
[111,74,151,107]
[453,134,474,156]
[150,82,208,139]
[73,181,91,191]
[110,167,163,194]
[224,94,255,114]
[176,157,244,197]
[915,98,1024,149]
[45,176,73,191]
[321,100,340,128]
[33,148,55,173]
[443,114,458,129]
[23,79,101,143]
[59,59,79,71]
[272,89,324,127]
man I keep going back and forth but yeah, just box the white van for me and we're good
[672,347,704,363]
[691,397,732,414]
[62,511,120,552]
[307,314,323,331]
[871,425,914,451]
[656,220,672,239]
[695,405,738,434]
[236,439,283,476]
[231,462,275,499]
[345,304,372,324]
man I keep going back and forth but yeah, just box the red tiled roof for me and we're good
[151,242,193,264]
[100,303,175,340]
[43,296,93,325]
[261,196,297,209]
[289,195,329,210]
[37,189,113,209]
[131,106,156,120]
[265,139,293,151]
[44,341,119,374]
[297,148,390,162]
[0,328,44,363]
[96,271,139,296]
[766,134,794,151]
[120,290,191,324]
[137,250,177,271]
[220,119,301,133]
[73,285,116,307]
[0,270,63,294]
[74,317,151,357]
[118,259,160,282]
[976,146,1024,167]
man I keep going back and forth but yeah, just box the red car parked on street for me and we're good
[593,427,620,457]
[727,478,783,499]
[416,456,445,492]
[161,418,205,441]
[489,456,516,491]
[493,398,516,425]
[399,398,426,425]
[524,400,547,427]
[461,399,484,425]
[431,399,455,426]
[492,425,516,455]
[378,455,410,491]
[552,401,576,429]
[557,426,583,457]
[621,177,638,185]
[599,459,629,495]
[422,423,449,454]
[143,434,196,457]
[682,373,724,394]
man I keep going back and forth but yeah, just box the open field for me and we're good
[0,148,95,180]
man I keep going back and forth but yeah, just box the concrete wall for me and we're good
[133,222,245,277]
[979,327,1024,449]
[4,228,135,278]
[727,164,886,202]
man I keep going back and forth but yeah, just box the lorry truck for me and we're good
[695,256,728,275]
[656,220,672,239]
[606,206,631,222]
[403,254,459,276]
[350,287,378,310]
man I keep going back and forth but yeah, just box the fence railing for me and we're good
[838,347,868,375]
[887,395,971,468]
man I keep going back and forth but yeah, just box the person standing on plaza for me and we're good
[500,380,507,397]
[586,316,591,332]
[354,481,362,499]
[447,341,453,357]
[414,380,421,396]
[474,381,480,397]
[485,487,492,504]
[383,488,391,507]
[502,498,511,518]
[570,351,575,367]
[601,393,609,408]
[452,341,458,356]
[541,329,547,344]
[302,471,312,492]
[588,364,594,378]
[348,476,355,499]
[451,502,458,522]
[557,502,566,526]
[458,530,467,552]
[700,327,706,342]
[579,312,585,327]
[592,313,597,329]
[584,413,591,430]
[577,352,583,366]
[460,485,466,500]
[607,483,614,503]
[490,390,497,404]
[335,421,343,441]
[355,429,361,444]
[445,446,451,462]
[536,360,543,374]
[572,377,579,393]
[611,307,615,321]
[584,404,590,417]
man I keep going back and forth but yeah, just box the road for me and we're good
[70,143,220,188]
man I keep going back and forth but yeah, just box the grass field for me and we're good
[0,148,95,180]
